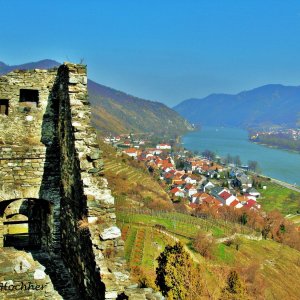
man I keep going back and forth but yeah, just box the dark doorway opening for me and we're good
[0,99,9,115]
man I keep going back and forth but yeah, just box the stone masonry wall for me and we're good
[0,68,61,252]
[56,63,133,299]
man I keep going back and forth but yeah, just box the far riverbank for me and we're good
[251,140,300,155]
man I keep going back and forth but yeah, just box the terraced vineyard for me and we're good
[118,214,300,299]
[119,223,173,277]
[117,210,254,239]
[100,141,172,210]
[104,160,153,182]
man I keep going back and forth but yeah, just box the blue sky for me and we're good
[1,0,300,106]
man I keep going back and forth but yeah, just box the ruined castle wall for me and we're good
[57,63,133,299]
[56,64,106,299]
[0,64,162,300]
[0,69,61,252]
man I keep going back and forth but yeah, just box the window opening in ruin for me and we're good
[1,199,50,250]
[19,89,39,109]
[0,99,9,115]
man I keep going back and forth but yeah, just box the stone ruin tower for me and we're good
[0,64,162,299]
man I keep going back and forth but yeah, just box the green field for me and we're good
[257,182,300,215]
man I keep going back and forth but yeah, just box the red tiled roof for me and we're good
[185,184,195,190]
[162,162,173,168]
[173,180,185,185]
[230,200,239,207]
[164,173,174,179]
[245,199,256,208]
[175,170,185,176]
[237,196,249,202]
[203,196,222,205]
[192,193,203,198]
[124,148,137,153]
[170,187,180,194]
[219,191,231,200]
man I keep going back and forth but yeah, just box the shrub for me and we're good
[193,232,215,259]
[220,270,248,300]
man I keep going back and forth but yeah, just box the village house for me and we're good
[122,147,140,158]
[246,187,261,198]
[233,172,252,191]
[183,175,197,184]
[191,192,215,204]
[123,140,131,147]
[202,181,215,192]
[184,184,198,197]
[148,148,163,155]
[219,190,237,206]
[163,172,174,184]
[244,199,261,210]
[170,187,185,198]
[156,143,172,150]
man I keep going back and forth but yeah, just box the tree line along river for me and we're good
[182,126,300,186]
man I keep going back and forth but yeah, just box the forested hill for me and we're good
[174,84,300,128]
[0,60,193,137]
[88,79,193,136]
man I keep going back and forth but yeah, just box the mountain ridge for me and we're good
[0,59,60,75]
[174,84,300,128]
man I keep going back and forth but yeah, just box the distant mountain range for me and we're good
[0,60,192,136]
[0,59,60,75]
[174,84,300,129]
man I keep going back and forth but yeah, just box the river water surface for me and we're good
[182,127,300,186]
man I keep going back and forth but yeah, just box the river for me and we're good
[182,126,300,186]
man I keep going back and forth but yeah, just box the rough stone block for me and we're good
[88,149,101,160]
[34,269,46,280]
[105,291,118,299]
[13,257,31,273]
[100,227,121,240]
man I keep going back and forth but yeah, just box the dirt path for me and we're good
[155,228,200,263]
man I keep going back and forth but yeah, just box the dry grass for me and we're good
[99,140,173,211]
[77,217,89,232]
